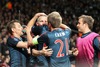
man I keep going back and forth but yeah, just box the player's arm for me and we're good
[68,48,79,56]
[98,60,100,67]
[17,41,31,54]
[26,13,46,45]
[31,32,49,46]
[32,34,53,56]
[27,32,39,46]
[16,41,28,48]
[32,46,53,56]
[7,37,29,48]
[59,24,71,30]
[93,36,100,67]
[93,36,100,50]
[31,34,53,56]
[25,25,39,46]
[27,13,46,27]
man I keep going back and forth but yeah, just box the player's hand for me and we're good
[72,48,79,56]
[35,13,46,18]
[42,46,53,56]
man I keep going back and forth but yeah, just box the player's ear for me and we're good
[11,28,15,32]
[36,22,39,26]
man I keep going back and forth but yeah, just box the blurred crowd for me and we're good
[0,0,100,66]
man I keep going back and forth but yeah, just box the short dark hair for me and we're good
[7,20,20,35]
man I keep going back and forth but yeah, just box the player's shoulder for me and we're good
[7,36,14,44]
[7,36,14,41]
[65,28,71,31]
[7,36,21,42]
[95,35,100,39]
[64,28,71,35]
[91,32,99,35]
[93,35,100,42]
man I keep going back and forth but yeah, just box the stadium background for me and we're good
[0,0,100,66]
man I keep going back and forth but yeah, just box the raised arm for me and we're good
[26,13,46,45]
[27,13,46,27]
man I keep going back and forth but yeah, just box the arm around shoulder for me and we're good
[16,41,28,48]
[60,24,71,30]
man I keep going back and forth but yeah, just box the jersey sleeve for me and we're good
[38,34,49,46]
[93,36,100,50]
[7,37,19,46]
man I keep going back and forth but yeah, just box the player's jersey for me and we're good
[7,36,28,67]
[96,36,100,59]
[38,28,71,67]
[31,25,49,67]
[37,25,49,67]
[31,25,49,36]
[32,25,49,50]
[76,32,99,67]
[93,35,100,67]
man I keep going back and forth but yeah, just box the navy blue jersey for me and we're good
[31,25,49,50]
[93,36,100,51]
[7,36,28,67]
[31,25,49,67]
[38,28,71,67]
[93,35,100,67]
[31,25,49,36]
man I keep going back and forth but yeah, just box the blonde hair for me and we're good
[48,11,62,28]
[37,15,47,22]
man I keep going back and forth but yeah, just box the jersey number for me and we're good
[54,38,68,58]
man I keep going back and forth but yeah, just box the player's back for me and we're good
[46,28,71,67]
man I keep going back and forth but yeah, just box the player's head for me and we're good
[7,20,23,36]
[36,15,48,26]
[31,26,42,36]
[47,11,62,29]
[77,15,94,32]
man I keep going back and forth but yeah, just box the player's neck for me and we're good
[83,28,91,34]
[13,33,21,39]
[51,28,59,31]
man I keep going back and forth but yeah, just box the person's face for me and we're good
[77,18,86,33]
[13,22,23,36]
[36,16,47,26]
